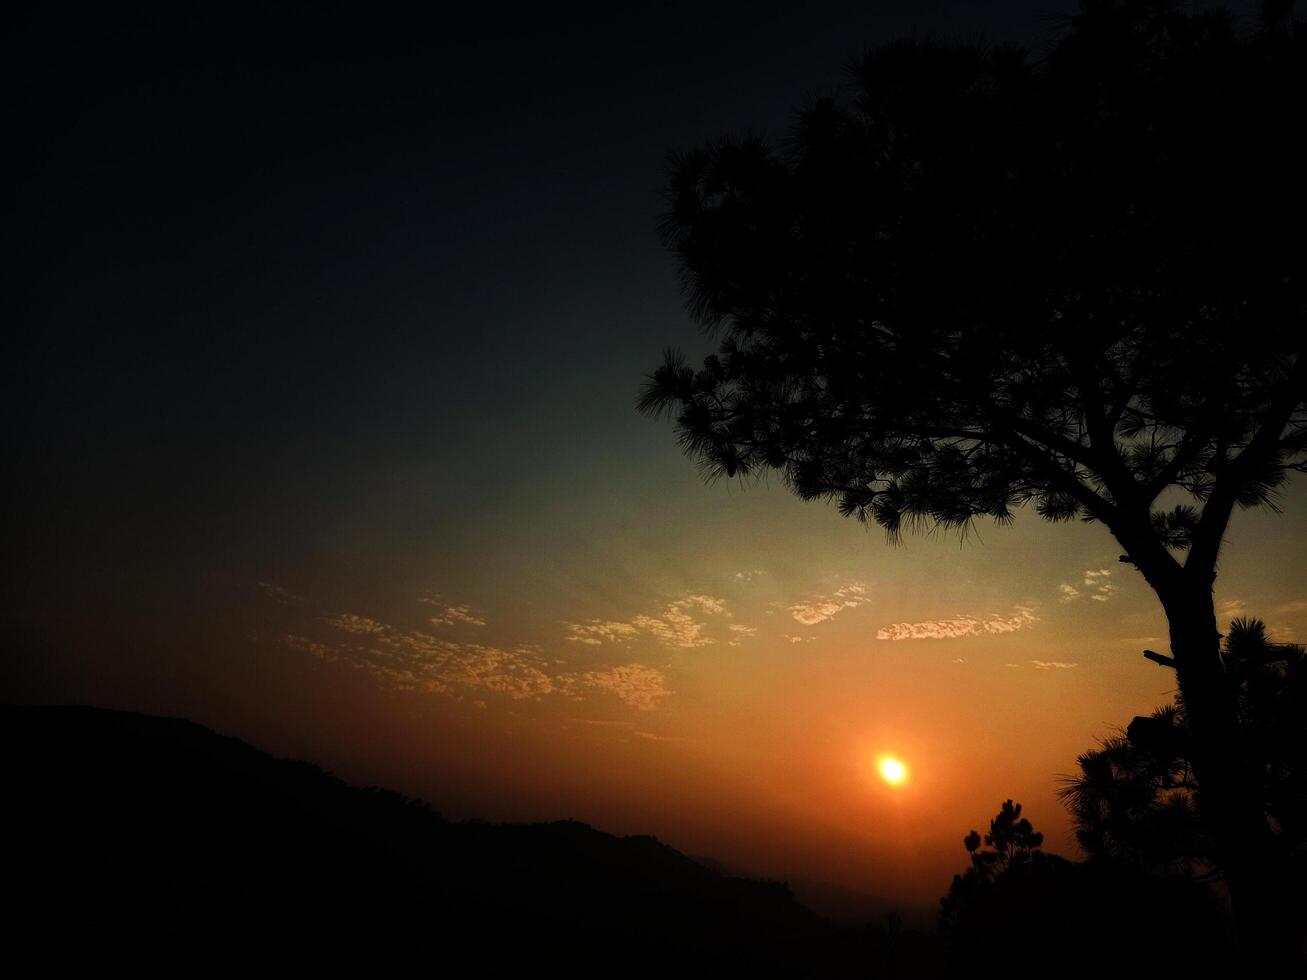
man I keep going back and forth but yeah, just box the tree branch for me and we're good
[1187,356,1307,578]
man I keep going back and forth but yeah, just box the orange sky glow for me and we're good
[44,463,1305,910]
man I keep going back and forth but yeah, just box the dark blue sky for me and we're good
[10,1,1109,613]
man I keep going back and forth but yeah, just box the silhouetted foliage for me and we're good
[642,2,1306,970]
[939,800,1235,978]
[964,799,1044,878]
[644,3,1305,539]
[940,800,1048,938]
[1062,619,1307,888]
[1064,703,1213,876]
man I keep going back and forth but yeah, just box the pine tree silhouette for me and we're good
[641,3,1306,970]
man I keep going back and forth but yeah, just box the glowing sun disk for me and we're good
[878,756,907,785]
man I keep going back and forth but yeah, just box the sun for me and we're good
[878,755,908,786]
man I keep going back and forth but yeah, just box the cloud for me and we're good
[631,609,711,648]
[325,613,390,636]
[951,658,965,664]
[582,665,671,711]
[1060,569,1115,603]
[876,606,1037,641]
[790,583,870,626]
[680,594,728,615]
[301,609,672,711]
[1031,660,1078,670]
[303,619,460,694]
[322,614,545,697]
[630,607,710,648]
[436,606,487,626]
[418,594,487,627]
[441,645,556,700]
[565,595,728,649]
[734,569,765,583]
[726,623,757,647]
[785,635,804,644]
[564,620,641,645]
[1218,597,1248,619]
[286,635,337,660]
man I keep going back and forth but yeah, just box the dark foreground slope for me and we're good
[1,705,942,976]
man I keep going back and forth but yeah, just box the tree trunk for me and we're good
[1163,585,1303,977]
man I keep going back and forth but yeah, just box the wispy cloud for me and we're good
[565,595,728,649]
[790,583,870,626]
[1031,660,1078,670]
[286,635,336,660]
[313,617,550,699]
[631,604,714,648]
[582,665,672,711]
[437,606,487,626]
[326,613,390,636]
[734,569,765,583]
[684,594,727,614]
[1218,597,1248,619]
[564,620,641,645]
[1060,569,1115,603]
[1084,569,1116,602]
[419,594,487,627]
[443,646,556,699]
[297,611,670,710]
[876,606,1037,641]
[727,623,757,647]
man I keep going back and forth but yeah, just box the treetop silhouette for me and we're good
[964,799,1045,880]
[642,3,1303,549]
[641,1,1305,971]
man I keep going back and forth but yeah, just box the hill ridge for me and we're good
[4,703,863,974]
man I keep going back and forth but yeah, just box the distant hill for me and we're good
[1,705,944,976]
[784,876,936,933]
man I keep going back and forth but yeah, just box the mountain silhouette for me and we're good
[2,705,939,975]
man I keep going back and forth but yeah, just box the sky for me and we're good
[6,0,1300,907]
